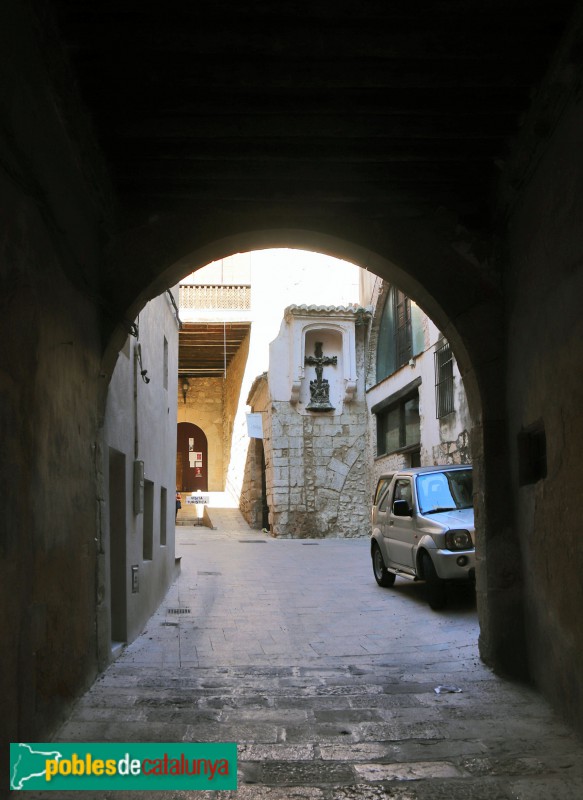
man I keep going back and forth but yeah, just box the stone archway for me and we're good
[99,222,518,678]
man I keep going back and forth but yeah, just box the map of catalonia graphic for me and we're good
[11,743,63,790]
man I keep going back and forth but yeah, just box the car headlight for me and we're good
[445,529,472,551]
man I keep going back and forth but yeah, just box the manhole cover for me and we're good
[167,608,191,614]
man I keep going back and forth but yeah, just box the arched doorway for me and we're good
[176,422,208,492]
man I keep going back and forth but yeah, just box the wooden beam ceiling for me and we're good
[179,322,251,378]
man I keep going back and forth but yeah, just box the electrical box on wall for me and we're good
[133,460,144,514]
[131,565,139,593]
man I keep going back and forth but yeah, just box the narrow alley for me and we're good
[29,510,583,799]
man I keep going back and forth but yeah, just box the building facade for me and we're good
[361,274,471,492]
[244,279,470,539]
[100,290,180,655]
[247,304,371,538]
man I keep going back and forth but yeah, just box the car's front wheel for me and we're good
[421,552,447,610]
[372,543,396,587]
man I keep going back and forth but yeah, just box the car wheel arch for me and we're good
[416,547,434,578]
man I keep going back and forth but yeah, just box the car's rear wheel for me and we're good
[421,553,447,610]
[372,543,396,587]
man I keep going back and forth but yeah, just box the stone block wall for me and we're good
[0,0,110,745]
[240,376,269,528]
[239,438,265,528]
[263,309,370,539]
[266,408,369,538]
[503,94,583,733]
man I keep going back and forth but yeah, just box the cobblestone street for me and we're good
[35,509,583,799]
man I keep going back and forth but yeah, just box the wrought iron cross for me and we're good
[305,341,337,411]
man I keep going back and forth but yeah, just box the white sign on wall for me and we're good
[246,413,264,439]
[186,493,209,505]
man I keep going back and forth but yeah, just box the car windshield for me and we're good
[416,469,473,514]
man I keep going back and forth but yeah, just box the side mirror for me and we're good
[393,499,412,517]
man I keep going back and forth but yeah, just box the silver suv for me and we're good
[371,466,475,609]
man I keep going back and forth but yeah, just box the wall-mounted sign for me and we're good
[186,493,209,505]
[246,413,264,439]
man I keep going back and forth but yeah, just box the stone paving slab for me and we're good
[24,510,583,799]
[353,760,466,780]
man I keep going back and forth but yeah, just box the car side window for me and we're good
[392,479,413,513]
[378,485,392,512]
[374,479,388,506]
[374,475,394,506]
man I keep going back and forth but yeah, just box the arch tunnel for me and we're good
[1,0,583,750]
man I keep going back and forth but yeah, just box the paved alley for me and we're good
[33,510,583,799]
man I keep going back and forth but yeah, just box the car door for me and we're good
[372,475,394,522]
[374,481,394,563]
[386,478,417,569]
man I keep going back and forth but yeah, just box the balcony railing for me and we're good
[179,284,251,311]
